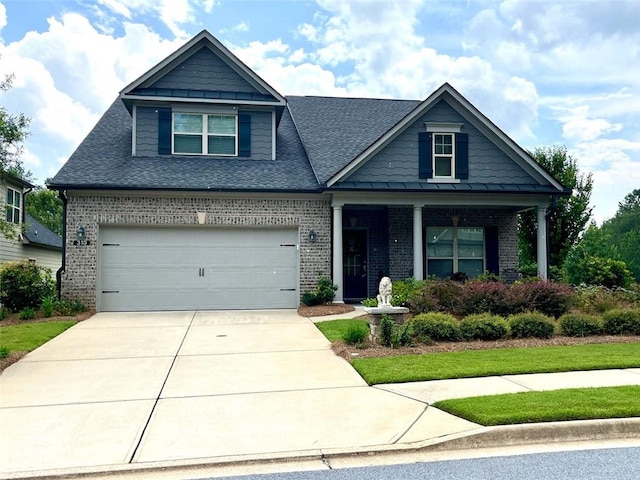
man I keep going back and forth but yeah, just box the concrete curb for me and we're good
[8,418,639,480]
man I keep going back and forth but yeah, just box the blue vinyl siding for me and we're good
[345,99,533,184]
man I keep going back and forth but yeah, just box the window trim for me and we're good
[6,187,22,225]
[172,112,238,156]
[426,226,485,278]
[432,132,456,179]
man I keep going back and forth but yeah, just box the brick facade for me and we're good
[62,193,331,308]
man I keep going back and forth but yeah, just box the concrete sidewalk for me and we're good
[1,310,639,479]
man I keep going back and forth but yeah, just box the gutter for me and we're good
[56,189,67,300]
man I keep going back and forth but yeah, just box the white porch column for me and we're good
[537,206,548,280]
[332,204,344,303]
[413,205,424,281]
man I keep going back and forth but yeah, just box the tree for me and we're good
[518,145,593,274]
[600,189,640,282]
[1,72,31,240]
[26,185,63,236]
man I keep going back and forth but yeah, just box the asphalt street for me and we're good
[216,447,640,480]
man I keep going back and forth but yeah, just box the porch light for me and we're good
[309,229,318,243]
[76,226,86,241]
[451,215,459,227]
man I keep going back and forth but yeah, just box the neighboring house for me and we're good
[1,174,63,273]
[49,30,567,312]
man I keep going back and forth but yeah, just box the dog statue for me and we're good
[376,276,393,306]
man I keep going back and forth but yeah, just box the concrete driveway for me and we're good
[0,310,476,477]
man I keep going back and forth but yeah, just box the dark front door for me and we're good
[343,229,368,300]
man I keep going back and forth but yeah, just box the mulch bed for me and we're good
[332,334,640,362]
[297,303,355,317]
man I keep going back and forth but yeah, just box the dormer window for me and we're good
[173,113,237,156]
[419,122,468,182]
[433,133,454,178]
[6,187,21,224]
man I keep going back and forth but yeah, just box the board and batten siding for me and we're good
[135,107,273,160]
[345,99,534,185]
[149,47,259,94]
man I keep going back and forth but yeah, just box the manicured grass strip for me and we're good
[0,321,77,352]
[433,386,640,426]
[315,319,370,342]
[351,343,640,384]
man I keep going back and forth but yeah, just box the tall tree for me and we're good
[601,189,640,281]
[1,72,32,240]
[26,185,63,236]
[518,146,593,272]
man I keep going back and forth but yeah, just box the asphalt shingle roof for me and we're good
[49,99,319,192]
[24,214,62,249]
[286,96,420,184]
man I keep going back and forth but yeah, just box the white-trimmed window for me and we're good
[426,227,484,278]
[6,187,21,224]
[433,133,454,178]
[173,113,237,156]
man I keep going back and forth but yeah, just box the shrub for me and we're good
[509,280,574,318]
[379,314,395,347]
[18,307,36,320]
[602,309,640,335]
[566,254,633,289]
[343,324,369,345]
[573,285,635,314]
[460,313,509,341]
[407,279,462,314]
[0,260,55,312]
[54,299,87,316]
[391,278,425,307]
[0,308,7,321]
[410,312,461,342]
[302,274,338,306]
[508,312,556,339]
[41,296,55,318]
[0,346,9,359]
[396,324,413,347]
[361,298,378,307]
[458,280,511,316]
[559,313,603,337]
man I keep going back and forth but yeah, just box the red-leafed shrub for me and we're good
[458,280,512,316]
[510,280,574,318]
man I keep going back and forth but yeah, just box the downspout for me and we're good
[56,190,67,300]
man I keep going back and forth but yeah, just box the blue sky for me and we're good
[1,0,639,223]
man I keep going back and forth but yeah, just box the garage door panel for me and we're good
[99,227,299,311]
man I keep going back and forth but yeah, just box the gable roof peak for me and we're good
[119,29,286,109]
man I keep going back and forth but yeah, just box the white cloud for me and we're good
[0,2,6,33]
[557,105,622,143]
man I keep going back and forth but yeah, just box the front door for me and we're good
[343,229,368,301]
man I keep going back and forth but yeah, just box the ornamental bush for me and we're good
[0,260,56,312]
[460,313,509,341]
[508,312,556,339]
[558,313,603,337]
[602,309,640,335]
[409,312,461,342]
[509,280,574,318]
[458,280,511,316]
[391,278,426,307]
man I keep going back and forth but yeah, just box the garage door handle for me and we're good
[102,290,119,294]
[280,288,296,291]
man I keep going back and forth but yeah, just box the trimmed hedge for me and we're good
[508,312,556,339]
[410,312,461,342]
[460,313,509,341]
[602,309,640,335]
[558,313,603,337]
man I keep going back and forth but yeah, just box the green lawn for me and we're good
[434,386,640,426]
[351,343,640,384]
[0,321,77,353]
[315,319,370,342]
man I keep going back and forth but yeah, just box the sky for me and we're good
[1,0,638,224]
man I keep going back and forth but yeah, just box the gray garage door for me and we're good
[98,226,299,311]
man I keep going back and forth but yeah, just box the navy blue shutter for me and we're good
[485,226,499,275]
[455,132,469,179]
[238,112,251,157]
[418,132,432,179]
[157,107,172,155]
